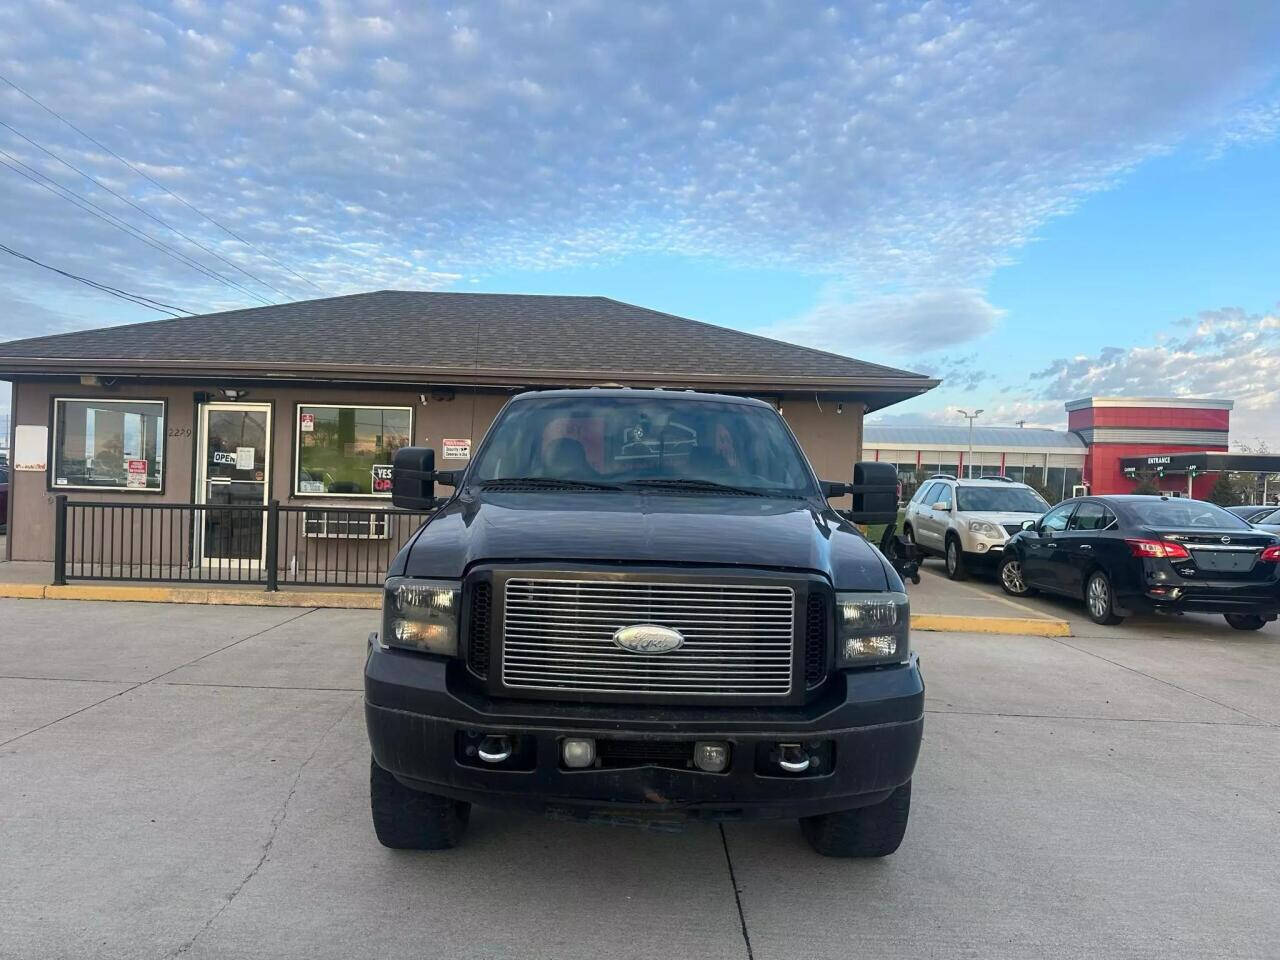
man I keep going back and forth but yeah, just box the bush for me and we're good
[1207,472,1243,507]
[1131,475,1161,496]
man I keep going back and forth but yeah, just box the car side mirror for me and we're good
[1021,519,1037,531]
[392,447,437,510]
[932,501,950,512]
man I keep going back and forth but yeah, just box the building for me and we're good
[864,424,1087,501]
[0,290,937,569]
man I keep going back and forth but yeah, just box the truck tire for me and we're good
[1224,614,1267,631]
[370,756,470,850]
[944,536,968,581]
[799,781,911,858]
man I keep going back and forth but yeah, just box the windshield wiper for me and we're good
[479,476,622,491]
[625,477,768,496]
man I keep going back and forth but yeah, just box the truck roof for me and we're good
[507,387,772,407]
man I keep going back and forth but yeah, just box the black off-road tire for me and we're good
[799,781,911,858]
[1224,614,1267,631]
[370,756,470,850]
[944,536,968,581]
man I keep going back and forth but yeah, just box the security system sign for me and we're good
[442,438,471,460]
[126,459,148,488]
[300,413,315,432]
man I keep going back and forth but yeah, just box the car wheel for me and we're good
[800,781,911,858]
[945,536,968,581]
[1085,570,1123,625]
[998,555,1036,596]
[370,756,470,850]
[1224,614,1267,631]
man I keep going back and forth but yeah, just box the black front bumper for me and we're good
[365,640,924,822]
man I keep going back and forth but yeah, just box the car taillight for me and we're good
[1126,538,1191,560]
[1261,545,1280,563]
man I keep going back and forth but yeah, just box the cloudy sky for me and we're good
[2,1,1279,444]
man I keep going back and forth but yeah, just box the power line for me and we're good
[0,72,321,291]
[0,242,194,317]
[0,118,290,299]
[0,148,273,305]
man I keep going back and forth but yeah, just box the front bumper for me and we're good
[365,639,925,822]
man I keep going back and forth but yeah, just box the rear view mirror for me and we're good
[392,447,437,510]
[845,461,898,524]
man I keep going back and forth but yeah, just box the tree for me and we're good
[1131,474,1160,496]
[1207,472,1244,506]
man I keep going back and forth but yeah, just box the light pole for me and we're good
[958,409,983,479]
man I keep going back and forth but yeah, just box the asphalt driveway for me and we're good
[1,598,1278,959]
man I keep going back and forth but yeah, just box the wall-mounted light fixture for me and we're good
[220,388,249,401]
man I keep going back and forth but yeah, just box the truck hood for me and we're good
[397,490,892,589]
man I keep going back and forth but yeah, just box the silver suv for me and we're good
[902,476,1050,580]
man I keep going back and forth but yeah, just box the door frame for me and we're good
[194,401,274,568]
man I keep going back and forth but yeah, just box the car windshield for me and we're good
[1123,499,1252,529]
[468,395,817,497]
[955,486,1049,512]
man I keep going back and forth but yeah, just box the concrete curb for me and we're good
[911,613,1071,637]
[1,582,380,609]
[2,580,1072,633]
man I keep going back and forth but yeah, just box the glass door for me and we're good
[196,403,271,567]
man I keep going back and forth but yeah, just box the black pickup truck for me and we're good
[365,389,923,856]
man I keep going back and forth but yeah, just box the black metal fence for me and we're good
[53,496,431,589]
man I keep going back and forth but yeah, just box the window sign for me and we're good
[294,404,412,497]
[52,399,164,490]
[14,424,48,471]
[442,438,471,460]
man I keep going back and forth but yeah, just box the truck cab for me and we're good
[364,388,923,856]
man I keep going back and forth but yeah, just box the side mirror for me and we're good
[1021,519,1037,531]
[932,501,950,512]
[821,480,851,499]
[845,461,898,524]
[392,447,437,510]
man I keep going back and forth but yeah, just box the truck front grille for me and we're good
[500,578,796,697]
[466,581,492,678]
[804,591,829,688]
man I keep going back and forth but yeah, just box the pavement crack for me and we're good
[719,824,755,960]
[167,694,358,958]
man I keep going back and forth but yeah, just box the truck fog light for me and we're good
[562,738,596,768]
[844,634,898,658]
[693,741,730,773]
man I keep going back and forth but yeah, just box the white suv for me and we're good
[902,476,1050,580]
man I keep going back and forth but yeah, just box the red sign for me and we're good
[300,413,315,432]
[126,459,148,489]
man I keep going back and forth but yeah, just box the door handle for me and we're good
[1045,542,1057,549]
[1080,544,1093,551]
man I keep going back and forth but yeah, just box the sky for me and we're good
[1,1,1279,447]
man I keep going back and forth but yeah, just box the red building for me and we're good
[1066,396,1232,497]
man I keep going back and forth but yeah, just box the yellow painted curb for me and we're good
[5,582,378,610]
[911,613,1070,637]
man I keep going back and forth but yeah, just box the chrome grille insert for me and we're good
[500,578,796,697]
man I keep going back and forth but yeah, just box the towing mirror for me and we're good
[392,447,437,510]
[844,461,899,524]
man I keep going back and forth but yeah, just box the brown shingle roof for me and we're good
[0,290,936,405]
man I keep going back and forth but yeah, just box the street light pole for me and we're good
[958,409,983,479]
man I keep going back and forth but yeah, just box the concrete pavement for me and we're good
[1,598,1277,959]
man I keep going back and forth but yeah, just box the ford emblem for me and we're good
[612,624,684,654]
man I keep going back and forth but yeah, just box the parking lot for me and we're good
[2,596,1278,960]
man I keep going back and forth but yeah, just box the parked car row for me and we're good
[903,479,1280,630]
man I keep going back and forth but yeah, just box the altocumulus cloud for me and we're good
[0,1,1278,328]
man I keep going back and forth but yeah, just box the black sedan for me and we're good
[998,496,1280,629]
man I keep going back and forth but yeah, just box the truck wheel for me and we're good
[799,781,911,858]
[1224,614,1267,631]
[370,756,470,850]
[1084,571,1123,626]
[944,537,968,581]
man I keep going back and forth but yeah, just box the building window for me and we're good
[294,404,413,498]
[52,398,165,491]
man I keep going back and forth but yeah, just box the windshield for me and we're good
[956,486,1049,513]
[468,396,818,496]
[1123,499,1252,529]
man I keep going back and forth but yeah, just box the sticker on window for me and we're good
[372,463,393,493]
[442,438,470,460]
[299,480,326,494]
[235,447,255,471]
[299,413,315,432]
[126,459,148,489]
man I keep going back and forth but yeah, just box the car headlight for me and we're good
[381,577,460,656]
[968,520,1001,538]
[836,591,910,667]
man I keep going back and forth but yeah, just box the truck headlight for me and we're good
[968,520,1001,538]
[382,577,460,656]
[835,591,910,667]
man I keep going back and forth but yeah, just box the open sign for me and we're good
[372,463,393,493]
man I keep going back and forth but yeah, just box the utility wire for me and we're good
[0,118,289,299]
[0,72,321,291]
[0,242,194,316]
[0,149,273,305]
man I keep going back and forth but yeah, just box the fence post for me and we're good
[265,499,280,592]
[52,495,68,586]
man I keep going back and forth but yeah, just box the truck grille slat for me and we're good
[500,578,796,698]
